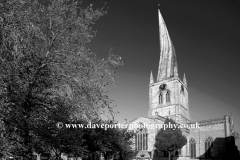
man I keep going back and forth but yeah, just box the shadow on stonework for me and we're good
[197,136,240,160]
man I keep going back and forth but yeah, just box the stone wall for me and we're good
[189,122,226,159]
[128,116,164,152]
[149,77,189,124]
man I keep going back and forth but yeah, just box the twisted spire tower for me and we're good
[157,10,178,82]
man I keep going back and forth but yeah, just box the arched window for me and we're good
[166,90,170,102]
[159,93,163,104]
[135,124,148,151]
[189,138,196,158]
[180,86,185,105]
[205,137,213,158]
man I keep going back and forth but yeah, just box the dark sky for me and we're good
[83,0,240,132]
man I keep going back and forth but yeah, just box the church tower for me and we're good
[149,10,190,124]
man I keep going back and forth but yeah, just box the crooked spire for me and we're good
[157,9,178,82]
[150,71,154,84]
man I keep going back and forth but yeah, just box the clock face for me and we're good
[160,84,166,90]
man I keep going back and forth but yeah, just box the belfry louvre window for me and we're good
[166,91,170,102]
[205,137,213,158]
[159,93,163,104]
[135,126,148,151]
[190,138,196,158]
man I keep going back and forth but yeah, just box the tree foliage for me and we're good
[0,0,123,159]
[79,120,135,160]
[154,118,187,160]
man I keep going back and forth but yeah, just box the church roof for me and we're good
[188,116,226,126]
[157,9,178,82]
[127,115,165,124]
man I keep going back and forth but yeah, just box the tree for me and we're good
[32,99,89,160]
[154,118,187,160]
[79,120,135,160]
[114,128,136,160]
[0,121,13,159]
[100,125,135,160]
[0,0,122,159]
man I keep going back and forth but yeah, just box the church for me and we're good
[127,9,239,160]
